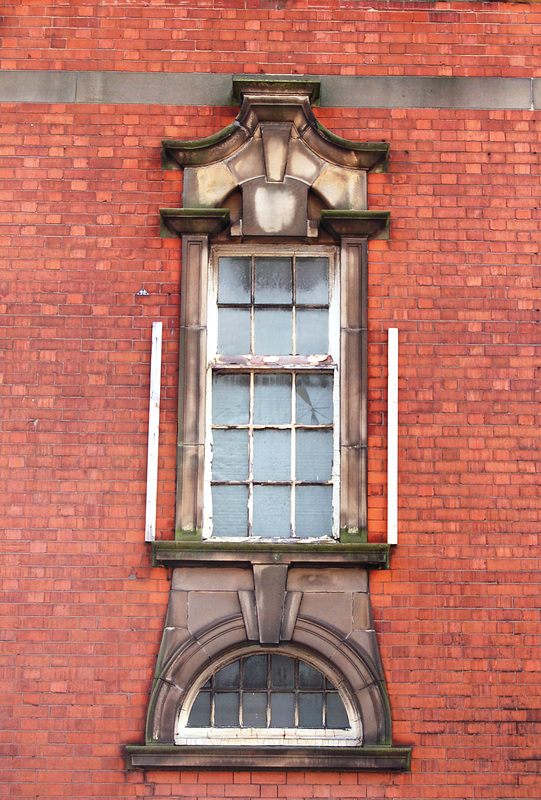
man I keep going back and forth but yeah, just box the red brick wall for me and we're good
[1,0,540,77]
[2,2,541,799]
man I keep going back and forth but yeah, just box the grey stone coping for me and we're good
[151,540,390,569]
[0,70,538,110]
[126,743,411,771]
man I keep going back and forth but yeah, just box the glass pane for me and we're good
[212,373,249,425]
[253,430,290,481]
[270,693,295,727]
[215,692,239,727]
[212,429,249,481]
[270,655,295,689]
[296,309,328,355]
[218,308,250,355]
[253,485,291,539]
[298,661,324,689]
[214,660,240,689]
[242,692,267,728]
[295,486,333,539]
[254,257,292,304]
[187,692,211,727]
[254,309,292,354]
[296,430,332,482]
[298,693,323,728]
[296,257,329,304]
[326,693,350,729]
[254,374,291,425]
[212,485,249,537]
[296,374,333,425]
[218,256,251,304]
[243,655,267,689]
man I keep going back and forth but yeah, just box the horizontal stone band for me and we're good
[0,70,538,110]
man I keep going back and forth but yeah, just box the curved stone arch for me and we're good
[146,612,392,747]
[292,615,392,746]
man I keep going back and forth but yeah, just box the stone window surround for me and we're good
[127,77,411,773]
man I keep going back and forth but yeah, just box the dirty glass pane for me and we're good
[187,692,211,727]
[212,429,249,481]
[243,655,267,689]
[295,486,333,538]
[253,430,290,481]
[298,693,323,728]
[212,485,248,537]
[218,308,250,355]
[215,693,239,727]
[214,660,240,689]
[218,256,251,304]
[296,374,333,425]
[270,655,295,689]
[212,373,249,424]
[243,692,267,728]
[296,257,329,305]
[254,374,291,424]
[326,693,350,729]
[253,486,290,538]
[296,430,332,482]
[298,661,324,689]
[254,308,292,354]
[254,257,292,304]
[270,693,295,727]
[296,309,328,355]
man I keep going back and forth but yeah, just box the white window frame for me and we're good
[202,244,340,542]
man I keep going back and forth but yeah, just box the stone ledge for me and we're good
[152,540,390,569]
[126,743,411,772]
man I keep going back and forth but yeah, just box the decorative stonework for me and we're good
[161,76,390,241]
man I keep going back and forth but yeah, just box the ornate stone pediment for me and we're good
[161,77,390,240]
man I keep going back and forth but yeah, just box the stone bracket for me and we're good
[239,566,304,644]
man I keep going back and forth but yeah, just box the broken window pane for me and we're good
[296,374,333,425]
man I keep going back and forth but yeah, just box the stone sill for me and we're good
[126,744,411,772]
[151,541,390,569]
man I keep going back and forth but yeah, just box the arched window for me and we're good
[176,651,361,746]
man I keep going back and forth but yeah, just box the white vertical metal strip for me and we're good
[145,321,163,542]
[387,328,399,545]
